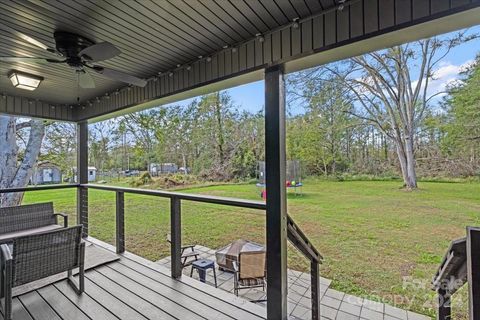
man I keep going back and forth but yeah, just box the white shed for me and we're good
[73,166,97,182]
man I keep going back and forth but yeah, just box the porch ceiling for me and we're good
[0,0,327,105]
[0,0,479,122]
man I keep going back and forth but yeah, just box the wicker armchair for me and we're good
[0,226,85,320]
[0,202,68,244]
[233,251,266,296]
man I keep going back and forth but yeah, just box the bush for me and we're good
[129,171,153,187]
[149,173,201,189]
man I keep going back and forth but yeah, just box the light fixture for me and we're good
[256,33,265,43]
[292,18,300,29]
[8,70,44,91]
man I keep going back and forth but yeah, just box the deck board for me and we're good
[86,269,179,320]
[96,265,220,320]
[37,286,90,320]
[18,291,61,320]
[10,298,32,320]
[118,257,266,319]
[81,276,148,320]
[53,281,118,320]
[8,238,267,320]
[118,258,265,320]
[107,262,237,319]
[105,263,235,319]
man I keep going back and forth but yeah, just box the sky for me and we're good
[163,26,480,116]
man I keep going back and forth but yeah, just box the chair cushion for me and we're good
[239,277,265,287]
[0,224,62,243]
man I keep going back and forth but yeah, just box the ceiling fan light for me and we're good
[8,70,44,91]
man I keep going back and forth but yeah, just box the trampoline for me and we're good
[256,160,303,199]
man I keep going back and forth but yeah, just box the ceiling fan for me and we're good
[0,28,147,88]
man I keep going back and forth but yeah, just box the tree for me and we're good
[119,110,168,170]
[191,92,243,179]
[89,122,115,172]
[41,122,76,179]
[302,32,475,188]
[288,76,355,175]
[442,55,480,174]
[0,115,45,206]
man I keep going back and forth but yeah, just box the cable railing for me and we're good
[0,183,323,320]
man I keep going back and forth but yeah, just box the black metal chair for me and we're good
[166,233,200,268]
[0,226,85,320]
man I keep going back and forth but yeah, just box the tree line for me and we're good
[83,33,479,188]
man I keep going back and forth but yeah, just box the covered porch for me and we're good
[1,1,480,319]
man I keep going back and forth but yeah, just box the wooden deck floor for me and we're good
[0,238,266,320]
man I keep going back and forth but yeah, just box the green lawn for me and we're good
[23,179,480,318]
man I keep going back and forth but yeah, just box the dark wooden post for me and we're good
[265,65,288,320]
[311,260,320,320]
[116,191,125,254]
[76,121,88,238]
[170,196,182,279]
[467,227,480,320]
[437,288,451,320]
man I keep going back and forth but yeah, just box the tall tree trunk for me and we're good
[395,141,409,186]
[0,116,45,207]
[394,135,417,189]
[404,134,417,188]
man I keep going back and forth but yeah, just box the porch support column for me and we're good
[77,121,89,238]
[265,65,288,320]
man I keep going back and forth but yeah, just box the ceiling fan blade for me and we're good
[79,42,121,62]
[78,70,95,89]
[92,66,147,87]
[0,56,62,64]
[1,25,58,54]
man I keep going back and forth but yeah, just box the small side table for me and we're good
[190,259,217,288]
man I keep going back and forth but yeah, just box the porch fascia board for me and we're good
[0,94,70,121]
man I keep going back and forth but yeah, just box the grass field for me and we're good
[23,179,480,318]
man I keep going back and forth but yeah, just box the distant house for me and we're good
[150,163,178,176]
[73,166,97,182]
[32,161,62,185]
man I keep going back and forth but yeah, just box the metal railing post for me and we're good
[467,227,480,320]
[437,289,451,320]
[116,191,125,254]
[77,186,88,238]
[311,260,320,320]
[77,121,89,238]
[170,196,182,279]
